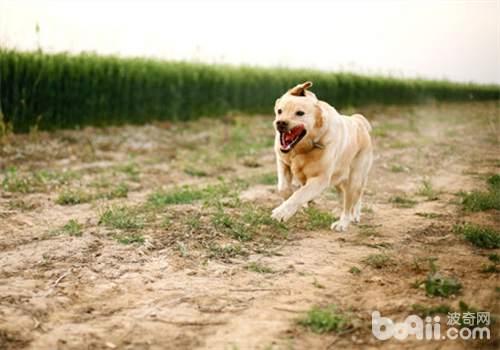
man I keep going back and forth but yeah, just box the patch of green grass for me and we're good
[417,176,438,201]
[411,254,438,272]
[243,159,261,168]
[121,154,141,175]
[360,224,382,234]
[453,222,500,249]
[253,248,283,257]
[470,157,484,165]
[415,212,442,218]
[372,122,408,138]
[389,195,417,208]
[185,214,202,229]
[148,185,206,207]
[413,261,462,298]
[255,172,278,185]
[115,232,145,244]
[177,242,188,257]
[49,228,63,236]
[487,174,500,187]
[98,204,146,231]
[39,254,52,266]
[325,188,341,200]
[220,119,273,159]
[148,180,234,209]
[2,167,34,193]
[104,181,129,199]
[362,206,374,213]
[248,262,274,274]
[160,216,171,228]
[49,219,83,237]
[488,253,500,263]
[358,228,380,237]
[442,145,456,156]
[349,266,361,275]
[303,208,338,230]
[2,167,82,193]
[366,242,392,249]
[210,245,242,256]
[183,167,207,177]
[242,204,286,234]
[296,304,351,334]
[203,181,239,207]
[211,204,288,242]
[460,175,500,212]
[210,209,251,242]
[480,253,500,273]
[389,165,406,173]
[210,209,250,241]
[8,200,30,210]
[363,253,392,268]
[461,169,480,176]
[90,177,112,189]
[461,189,499,211]
[55,188,92,205]
[92,180,130,200]
[55,181,128,205]
[389,140,409,149]
[411,303,452,317]
[313,279,325,289]
[64,219,84,236]
[445,129,459,137]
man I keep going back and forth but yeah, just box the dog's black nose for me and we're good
[276,120,288,132]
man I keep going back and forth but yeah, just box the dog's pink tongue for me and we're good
[284,132,295,143]
[284,125,303,143]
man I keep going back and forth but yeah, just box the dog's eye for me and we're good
[278,109,282,115]
[296,111,305,116]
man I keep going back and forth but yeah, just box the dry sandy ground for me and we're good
[0,101,499,350]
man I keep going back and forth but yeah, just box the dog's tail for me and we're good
[352,114,372,133]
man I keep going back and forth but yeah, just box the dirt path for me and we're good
[1,102,499,350]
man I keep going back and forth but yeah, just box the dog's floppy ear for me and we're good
[289,81,313,97]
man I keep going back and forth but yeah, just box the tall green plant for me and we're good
[2,49,498,132]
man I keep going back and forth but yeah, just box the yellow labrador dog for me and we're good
[271,82,373,231]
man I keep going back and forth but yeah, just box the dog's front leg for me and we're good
[277,159,293,200]
[272,176,328,222]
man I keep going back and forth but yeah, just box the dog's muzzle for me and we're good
[279,124,306,153]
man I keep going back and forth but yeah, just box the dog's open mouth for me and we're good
[280,124,307,153]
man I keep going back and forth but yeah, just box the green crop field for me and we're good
[1,49,498,132]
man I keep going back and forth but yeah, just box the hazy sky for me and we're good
[1,1,498,84]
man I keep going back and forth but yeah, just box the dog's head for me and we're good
[274,82,326,153]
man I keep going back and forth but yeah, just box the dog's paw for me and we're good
[271,204,295,222]
[331,219,349,232]
[351,214,361,223]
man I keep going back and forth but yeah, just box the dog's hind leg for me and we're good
[331,183,361,232]
[331,184,344,217]
[331,150,372,231]
[351,197,362,223]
